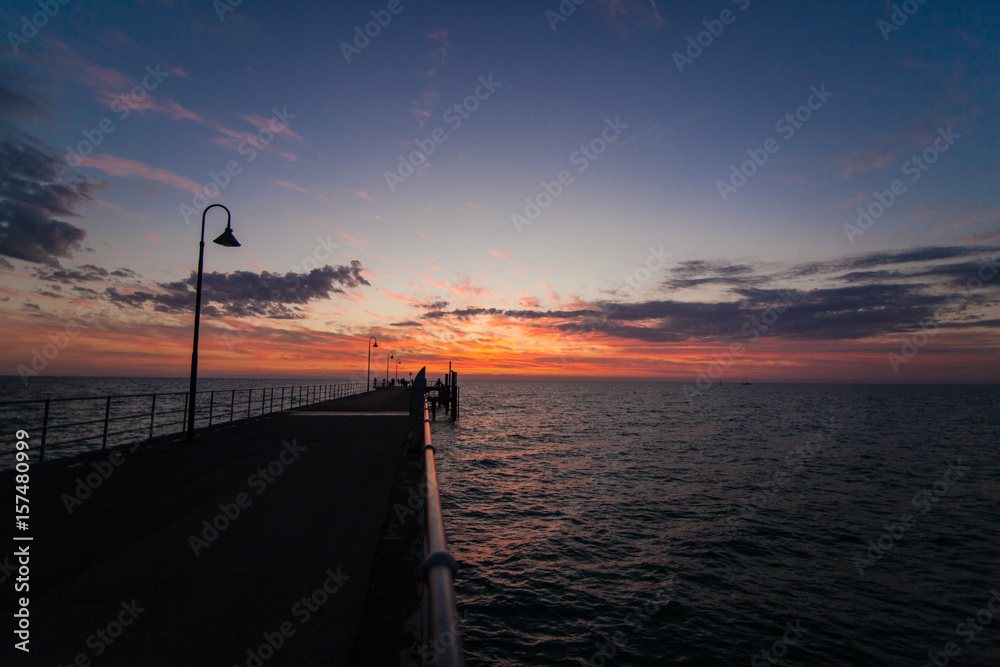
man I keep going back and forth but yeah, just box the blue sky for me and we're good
[1,0,998,382]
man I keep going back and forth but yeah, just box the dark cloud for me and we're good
[424,307,600,321]
[0,127,104,266]
[105,261,370,319]
[0,79,47,120]
[664,259,767,290]
[783,246,998,280]
[35,264,138,283]
[390,320,422,327]
[423,246,1000,343]
[414,300,449,310]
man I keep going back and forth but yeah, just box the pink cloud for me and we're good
[239,112,304,141]
[274,180,310,194]
[337,231,367,247]
[489,247,513,260]
[80,154,201,192]
[424,29,454,67]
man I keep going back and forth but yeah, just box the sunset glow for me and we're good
[1,1,997,384]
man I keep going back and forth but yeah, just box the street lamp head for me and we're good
[372,341,378,348]
[213,225,241,248]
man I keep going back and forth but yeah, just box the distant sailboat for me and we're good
[742,374,750,385]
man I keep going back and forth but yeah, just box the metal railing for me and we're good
[0,382,367,464]
[420,393,465,667]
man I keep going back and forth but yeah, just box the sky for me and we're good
[0,0,998,385]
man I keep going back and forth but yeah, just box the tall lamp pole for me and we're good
[386,352,393,386]
[367,336,378,391]
[395,358,401,384]
[187,204,241,441]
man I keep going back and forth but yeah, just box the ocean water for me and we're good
[3,378,997,664]
[430,382,1000,666]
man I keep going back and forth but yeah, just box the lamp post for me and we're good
[395,358,401,384]
[187,204,241,441]
[386,352,393,386]
[367,336,378,391]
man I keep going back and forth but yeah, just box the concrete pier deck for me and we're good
[4,387,420,666]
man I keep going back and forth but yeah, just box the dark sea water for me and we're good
[430,382,1000,666]
[2,378,997,664]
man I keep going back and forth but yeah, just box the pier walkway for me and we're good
[9,387,421,666]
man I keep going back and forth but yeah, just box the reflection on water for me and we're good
[431,382,1000,666]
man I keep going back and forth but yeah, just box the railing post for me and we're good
[281,386,285,411]
[270,387,274,414]
[209,390,215,426]
[261,388,266,415]
[247,389,252,419]
[230,389,235,423]
[101,395,111,450]
[149,393,157,440]
[39,398,50,463]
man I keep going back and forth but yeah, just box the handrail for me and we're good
[420,393,465,667]
[0,382,367,464]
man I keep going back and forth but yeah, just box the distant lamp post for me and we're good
[396,358,401,384]
[187,204,241,441]
[386,352,393,385]
[367,336,378,391]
